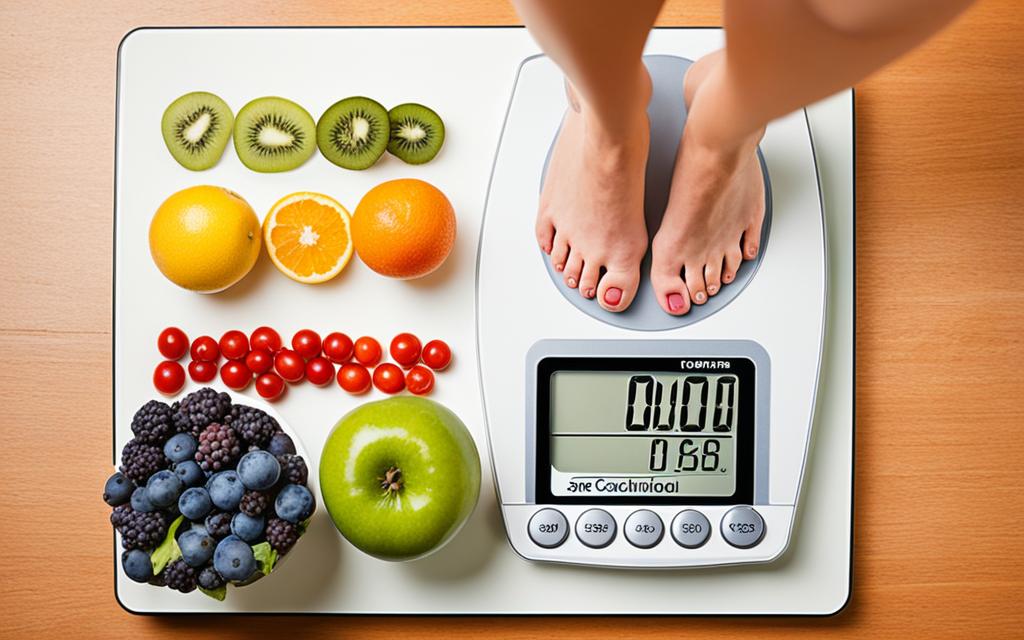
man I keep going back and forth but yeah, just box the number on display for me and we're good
[625,374,736,432]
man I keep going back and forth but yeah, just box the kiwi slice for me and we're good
[387,103,445,165]
[161,92,234,171]
[316,97,390,170]
[233,97,316,173]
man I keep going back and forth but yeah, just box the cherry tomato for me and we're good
[219,330,249,360]
[291,329,322,359]
[405,365,435,395]
[323,332,354,363]
[354,336,382,367]
[373,363,405,394]
[153,360,185,395]
[190,335,220,362]
[256,372,286,401]
[157,327,189,360]
[220,360,252,390]
[250,326,282,353]
[421,339,452,370]
[245,348,273,375]
[337,363,371,394]
[187,359,217,383]
[305,356,335,386]
[274,349,305,383]
[390,333,422,369]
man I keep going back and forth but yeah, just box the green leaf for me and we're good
[150,515,185,575]
[252,541,278,575]
[199,585,227,601]
[297,517,311,536]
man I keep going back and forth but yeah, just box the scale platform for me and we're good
[115,27,853,615]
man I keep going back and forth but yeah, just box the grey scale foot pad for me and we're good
[540,55,772,331]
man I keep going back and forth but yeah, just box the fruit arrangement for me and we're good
[162,92,445,172]
[105,389,315,600]
[152,326,452,401]
[320,397,480,560]
[149,179,456,291]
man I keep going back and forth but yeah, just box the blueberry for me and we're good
[230,512,265,543]
[163,433,197,463]
[121,549,153,583]
[207,471,245,511]
[197,566,223,590]
[274,484,315,523]
[267,432,296,457]
[103,472,135,506]
[213,535,256,582]
[190,521,209,537]
[178,529,216,567]
[146,469,183,508]
[173,460,205,487]
[178,487,213,521]
[130,486,156,512]
[237,451,280,491]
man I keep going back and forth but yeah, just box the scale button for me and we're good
[624,510,664,548]
[670,510,712,548]
[575,509,617,548]
[528,508,570,548]
[721,506,766,548]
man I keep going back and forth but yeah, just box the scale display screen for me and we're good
[535,357,755,505]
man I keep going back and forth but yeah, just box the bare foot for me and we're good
[536,75,651,312]
[650,67,765,315]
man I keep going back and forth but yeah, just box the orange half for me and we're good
[263,192,353,283]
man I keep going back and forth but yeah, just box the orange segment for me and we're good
[263,192,353,283]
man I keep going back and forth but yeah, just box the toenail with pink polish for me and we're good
[555,264,563,272]
[567,277,576,287]
[584,288,594,298]
[708,285,718,294]
[695,292,706,303]
[604,287,622,306]
[668,293,685,312]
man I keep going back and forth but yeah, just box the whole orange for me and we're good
[352,179,456,279]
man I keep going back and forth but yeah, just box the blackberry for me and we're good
[174,388,232,436]
[111,504,170,551]
[195,423,242,472]
[239,490,269,517]
[265,517,299,554]
[205,511,233,539]
[197,566,225,590]
[164,558,197,593]
[130,400,175,444]
[120,438,167,484]
[225,404,279,448]
[277,454,308,486]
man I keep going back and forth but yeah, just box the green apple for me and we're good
[319,396,481,561]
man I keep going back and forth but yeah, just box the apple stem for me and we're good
[379,466,403,496]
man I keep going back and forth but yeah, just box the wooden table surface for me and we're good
[2,0,1022,637]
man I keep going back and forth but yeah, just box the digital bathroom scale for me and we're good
[115,27,853,615]
[478,54,827,568]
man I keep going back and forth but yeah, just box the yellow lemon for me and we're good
[149,185,262,293]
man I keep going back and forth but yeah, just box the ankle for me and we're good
[572,64,651,143]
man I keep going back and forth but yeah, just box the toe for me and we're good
[550,233,570,272]
[651,266,692,315]
[684,264,708,305]
[723,247,743,284]
[597,266,640,312]
[704,258,723,297]
[579,261,600,299]
[535,216,555,254]
[563,251,583,289]
[743,217,764,260]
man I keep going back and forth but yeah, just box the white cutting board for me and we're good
[114,27,853,615]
